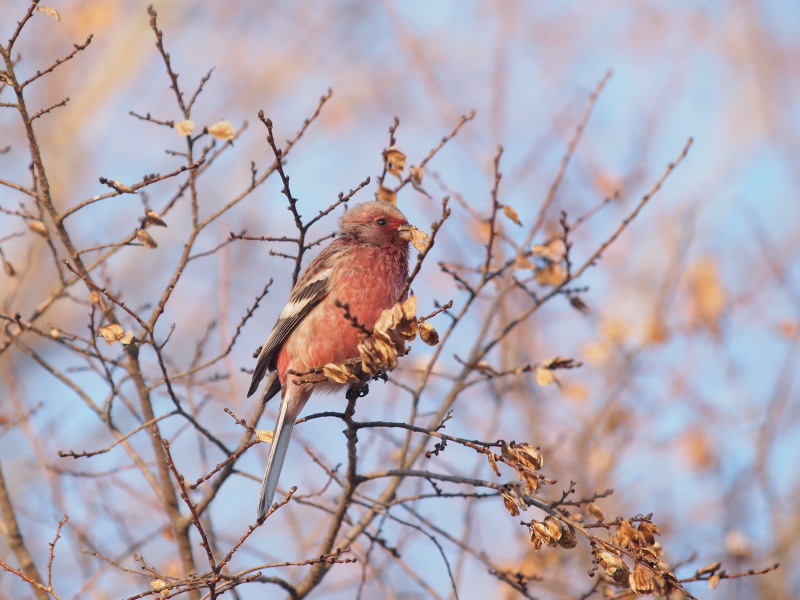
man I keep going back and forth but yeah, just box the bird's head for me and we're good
[339,201,416,248]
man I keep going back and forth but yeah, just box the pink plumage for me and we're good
[249,201,413,519]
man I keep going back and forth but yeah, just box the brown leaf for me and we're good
[531,239,566,262]
[88,290,104,306]
[408,227,430,253]
[587,502,605,521]
[409,165,423,184]
[502,442,544,471]
[502,205,522,226]
[543,516,562,544]
[145,210,167,227]
[503,495,520,517]
[136,229,158,248]
[615,519,640,548]
[487,452,501,477]
[630,565,655,595]
[514,256,536,270]
[708,573,720,590]
[27,220,48,237]
[37,5,60,20]
[98,323,125,345]
[383,146,406,177]
[637,521,660,545]
[500,482,528,516]
[376,185,397,205]
[358,337,398,373]
[597,551,630,585]
[558,523,578,549]
[534,366,556,386]
[695,562,721,577]
[533,262,567,287]
[359,296,419,373]
[49,328,60,339]
[322,362,360,384]
[569,295,591,315]
[174,119,194,137]
[2,259,15,277]
[208,120,235,141]
[418,322,439,346]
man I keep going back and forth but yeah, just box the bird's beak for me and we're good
[398,223,430,252]
[397,223,414,242]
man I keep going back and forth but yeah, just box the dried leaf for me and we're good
[359,297,419,373]
[514,256,536,270]
[110,180,134,193]
[543,516,562,544]
[119,330,134,346]
[558,523,578,549]
[630,565,655,595]
[376,185,397,205]
[136,229,158,248]
[383,146,406,177]
[409,165,423,184]
[27,220,48,237]
[503,495,520,517]
[359,337,398,373]
[88,290,103,306]
[151,579,167,591]
[98,323,125,345]
[174,119,195,137]
[534,366,556,386]
[487,452,501,477]
[503,205,522,226]
[500,482,527,516]
[2,259,15,277]
[145,210,167,227]
[695,562,721,577]
[501,442,544,471]
[531,239,566,262]
[37,5,60,20]
[587,502,605,521]
[408,227,430,253]
[256,429,274,444]
[708,573,720,590]
[208,120,235,141]
[418,321,439,346]
[637,521,660,545]
[533,262,567,287]
[616,519,639,548]
[569,295,590,315]
[597,551,630,585]
[50,328,60,339]
[529,525,543,550]
[322,362,360,383]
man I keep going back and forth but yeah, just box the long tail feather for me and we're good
[257,395,295,520]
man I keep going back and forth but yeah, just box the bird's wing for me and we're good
[247,258,335,398]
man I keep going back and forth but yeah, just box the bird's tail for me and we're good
[257,389,297,520]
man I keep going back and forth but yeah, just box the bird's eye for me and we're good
[376,218,388,226]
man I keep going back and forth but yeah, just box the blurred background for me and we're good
[1,1,798,598]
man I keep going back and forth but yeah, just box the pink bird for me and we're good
[248,201,414,519]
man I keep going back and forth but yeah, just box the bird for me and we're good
[248,201,415,520]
